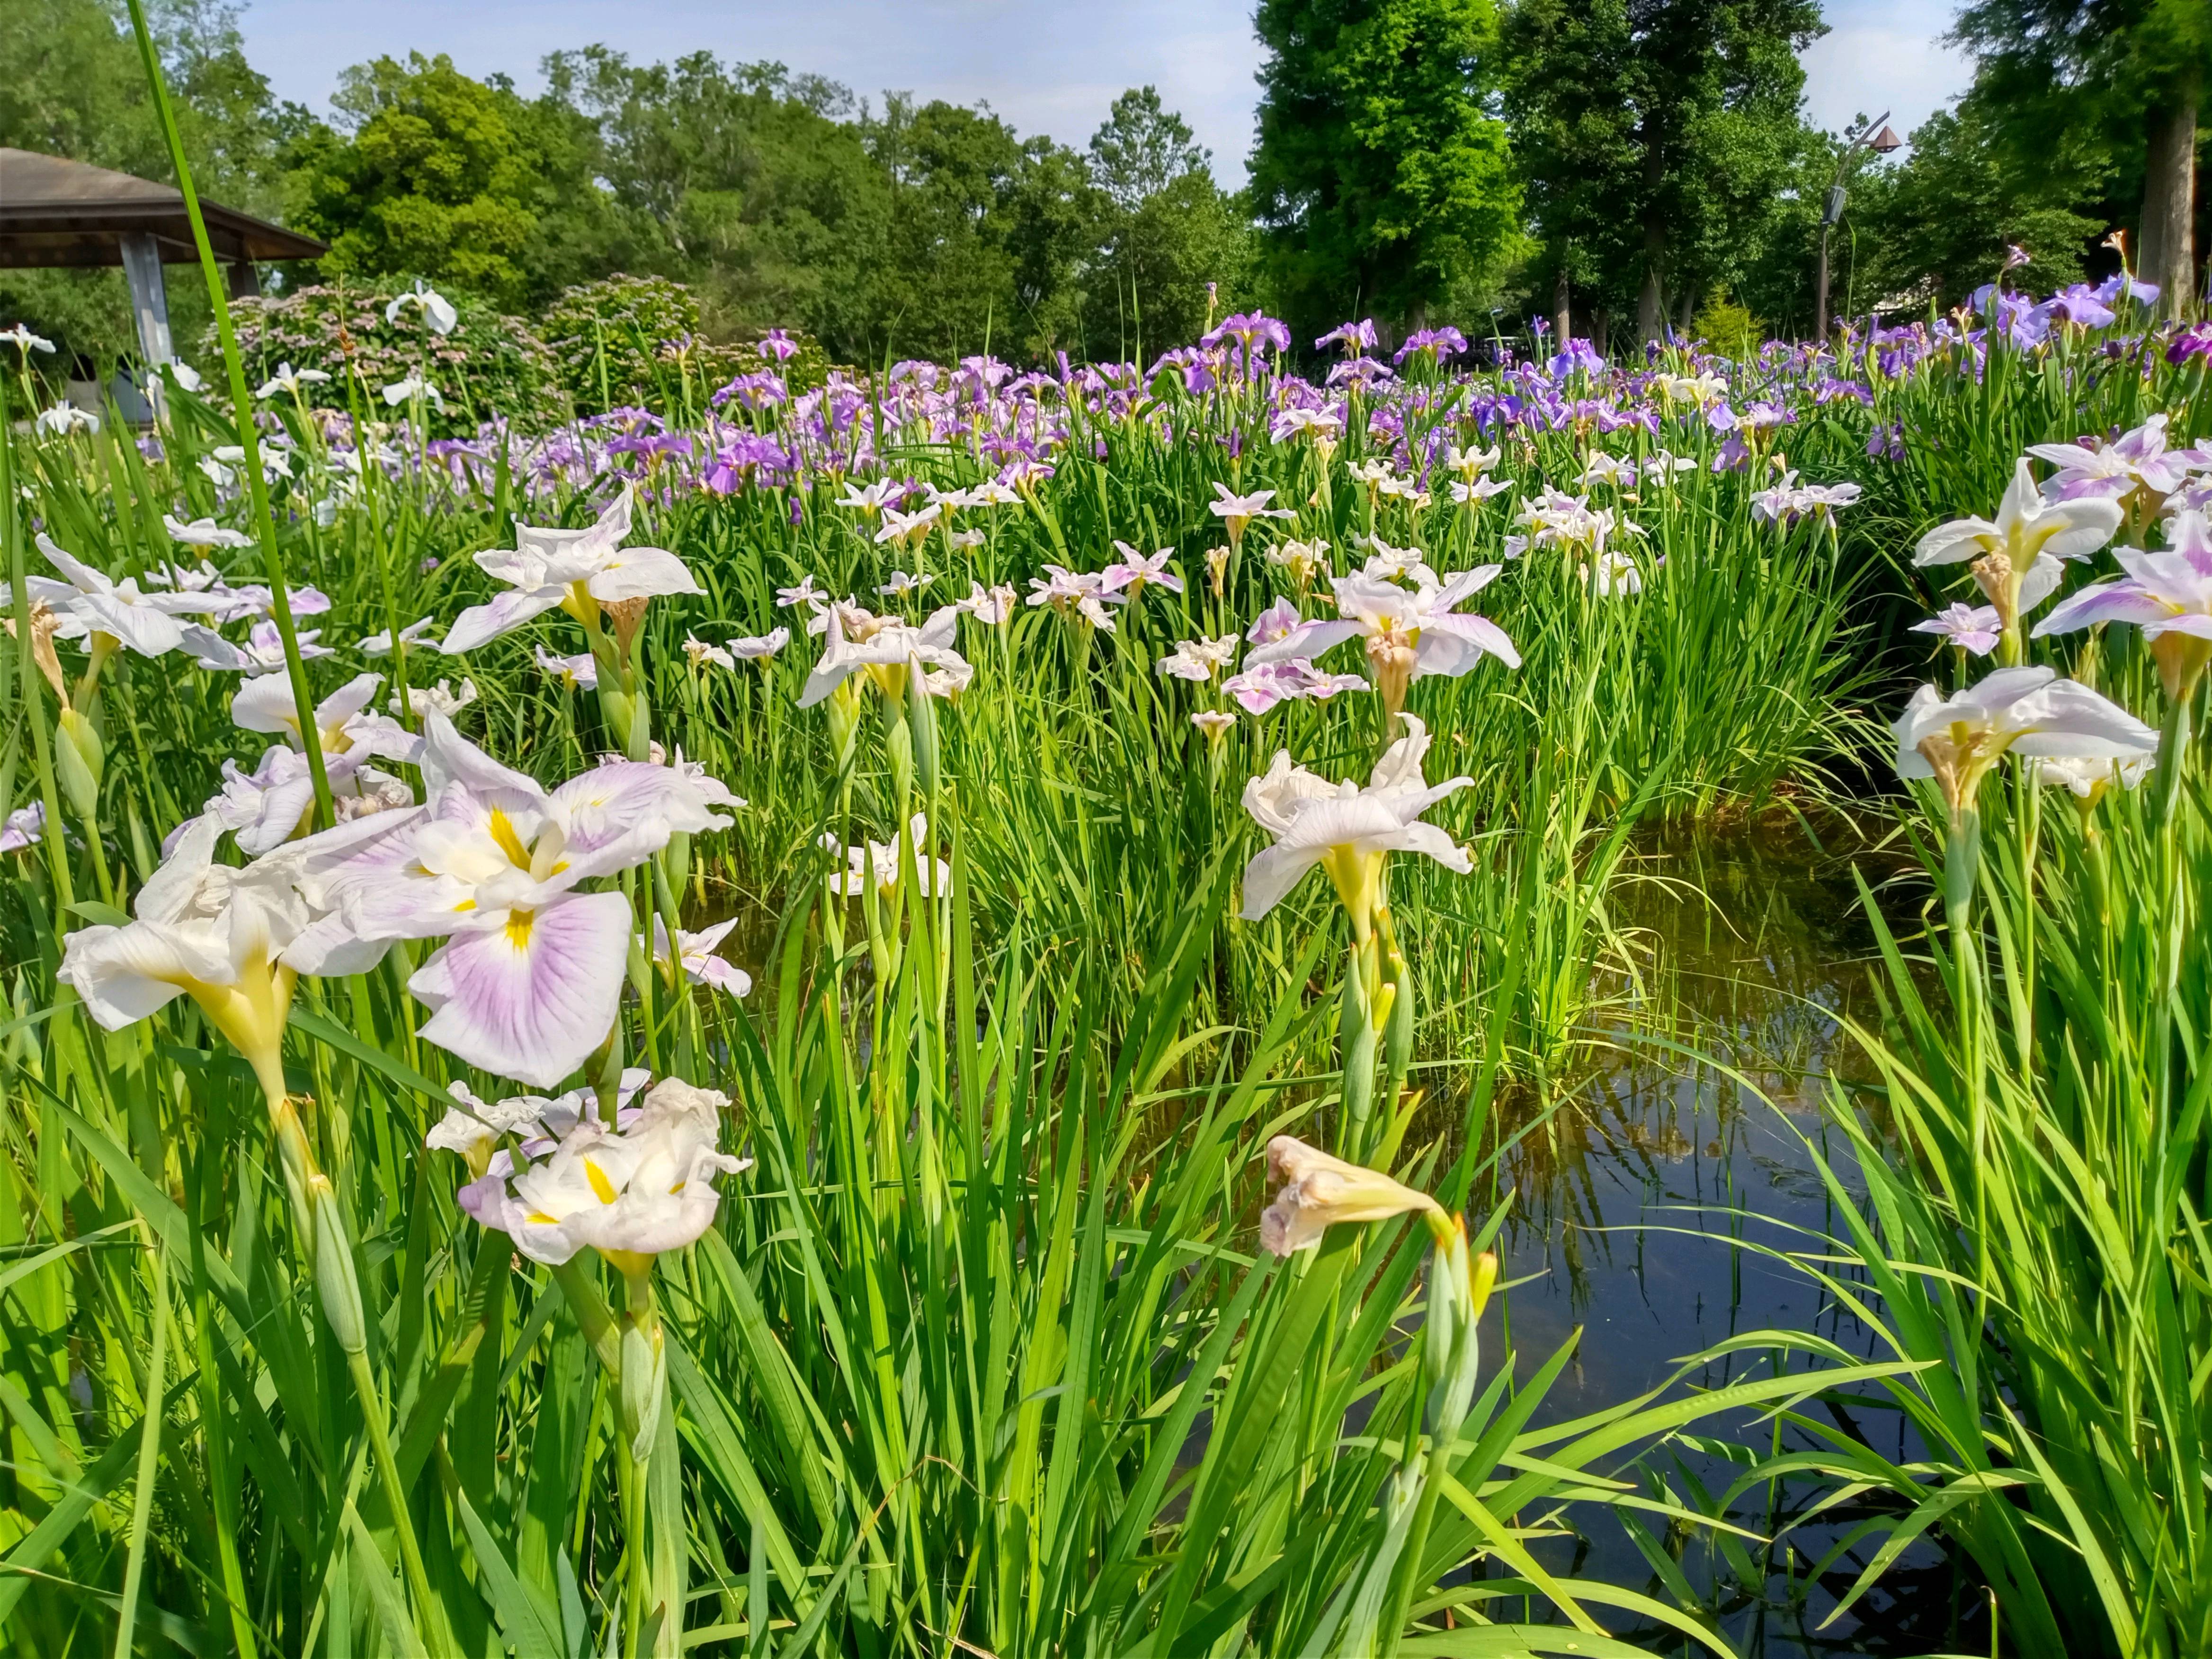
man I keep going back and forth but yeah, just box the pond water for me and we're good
[1483,817,1987,1654]
[716,815,1983,1648]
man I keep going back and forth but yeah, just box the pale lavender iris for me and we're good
[443,485,700,654]
[2029,414,2191,506]
[1317,319,1378,355]
[1911,602,2004,658]
[1246,569,1520,716]
[285,713,740,1086]
[2033,510,2212,699]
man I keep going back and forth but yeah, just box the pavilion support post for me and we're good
[118,231,173,366]
[118,231,172,419]
[227,261,259,299]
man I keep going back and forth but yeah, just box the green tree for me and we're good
[0,0,291,364]
[1248,0,1520,343]
[1089,86,1211,211]
[1953,0,2209,313]
[860,96,1095,362]
[538,51,894,358]
[1843,105,2104,313]
[285,53,581,308]
[1080,89,1254,361]
[1501,0,1825,349]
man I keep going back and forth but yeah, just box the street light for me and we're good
[1815,115,1901,342]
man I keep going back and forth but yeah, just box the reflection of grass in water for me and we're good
[1502,812,1917,1232]
[1453,820,1984,1654]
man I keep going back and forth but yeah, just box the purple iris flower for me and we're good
[1969,285,2049,348]
[1911,602,2003,657]
[1392,327,1468,365]
[1201,312,1291,357]
[2094,273,2160,308]
[1324,356,1395,391]
[2043,285,2117,329]
[1549,339,1604,378]
[701,432,787,495]
[1316,318,1379,355]
[2167,324,2212,366]
[955,356,1014,394]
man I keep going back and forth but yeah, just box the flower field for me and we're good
[9,110,2212,1653]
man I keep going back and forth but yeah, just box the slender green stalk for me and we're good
[0,380,73,918]
[111,1239,170,1659]
[119,0,335,830]
[345,1347,449,1650]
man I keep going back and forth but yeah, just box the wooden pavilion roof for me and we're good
[0,147,326,269]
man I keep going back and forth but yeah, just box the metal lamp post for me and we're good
[1815,115,1901,342]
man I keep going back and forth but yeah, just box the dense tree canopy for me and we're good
[4,0,2203,370]
[1952,0,2209,310]
[1248,0,1521,342]
[1502,0,1826,346]
[287,54,557,307]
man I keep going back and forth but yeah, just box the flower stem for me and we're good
[121,0,336,831]
[1944,804,1988,1289]
[621,1448,649,1659]
[345,1347,450,1651]
[0,383,74,920]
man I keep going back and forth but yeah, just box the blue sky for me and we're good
[237,0,1971,179]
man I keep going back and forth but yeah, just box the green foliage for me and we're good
[222,280,558,426]
[1845,107,2105,312]
[284,53,564,308]
[1249,0,1521,339]
[1953,0,2211,196]
[539,50,898,356]
[1500,0,1827,346]
[1688,288,1762,360]
[1082,89,1256,357]
[1838,0,2208,315]
[539,273,756,416]
[0,322,1900,1651]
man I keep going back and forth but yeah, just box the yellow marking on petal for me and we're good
[504,910,535,950]
[526,1211,559,1224]
[668,1181,686,1195]
[453,899,476,912]
[487,807,531,868]
[585,1159,618,1204]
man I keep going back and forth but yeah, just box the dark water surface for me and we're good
[1478,818,1985,1655]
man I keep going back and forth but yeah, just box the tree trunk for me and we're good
[1591,306,1611,360]
[1637,218,1668,342]
[1635,125,1668,342]
[1677,280,1700,334]
[2140,72,2201,319]
[1553,261,1571,344]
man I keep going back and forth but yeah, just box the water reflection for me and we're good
[1483,816,1981,1654]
